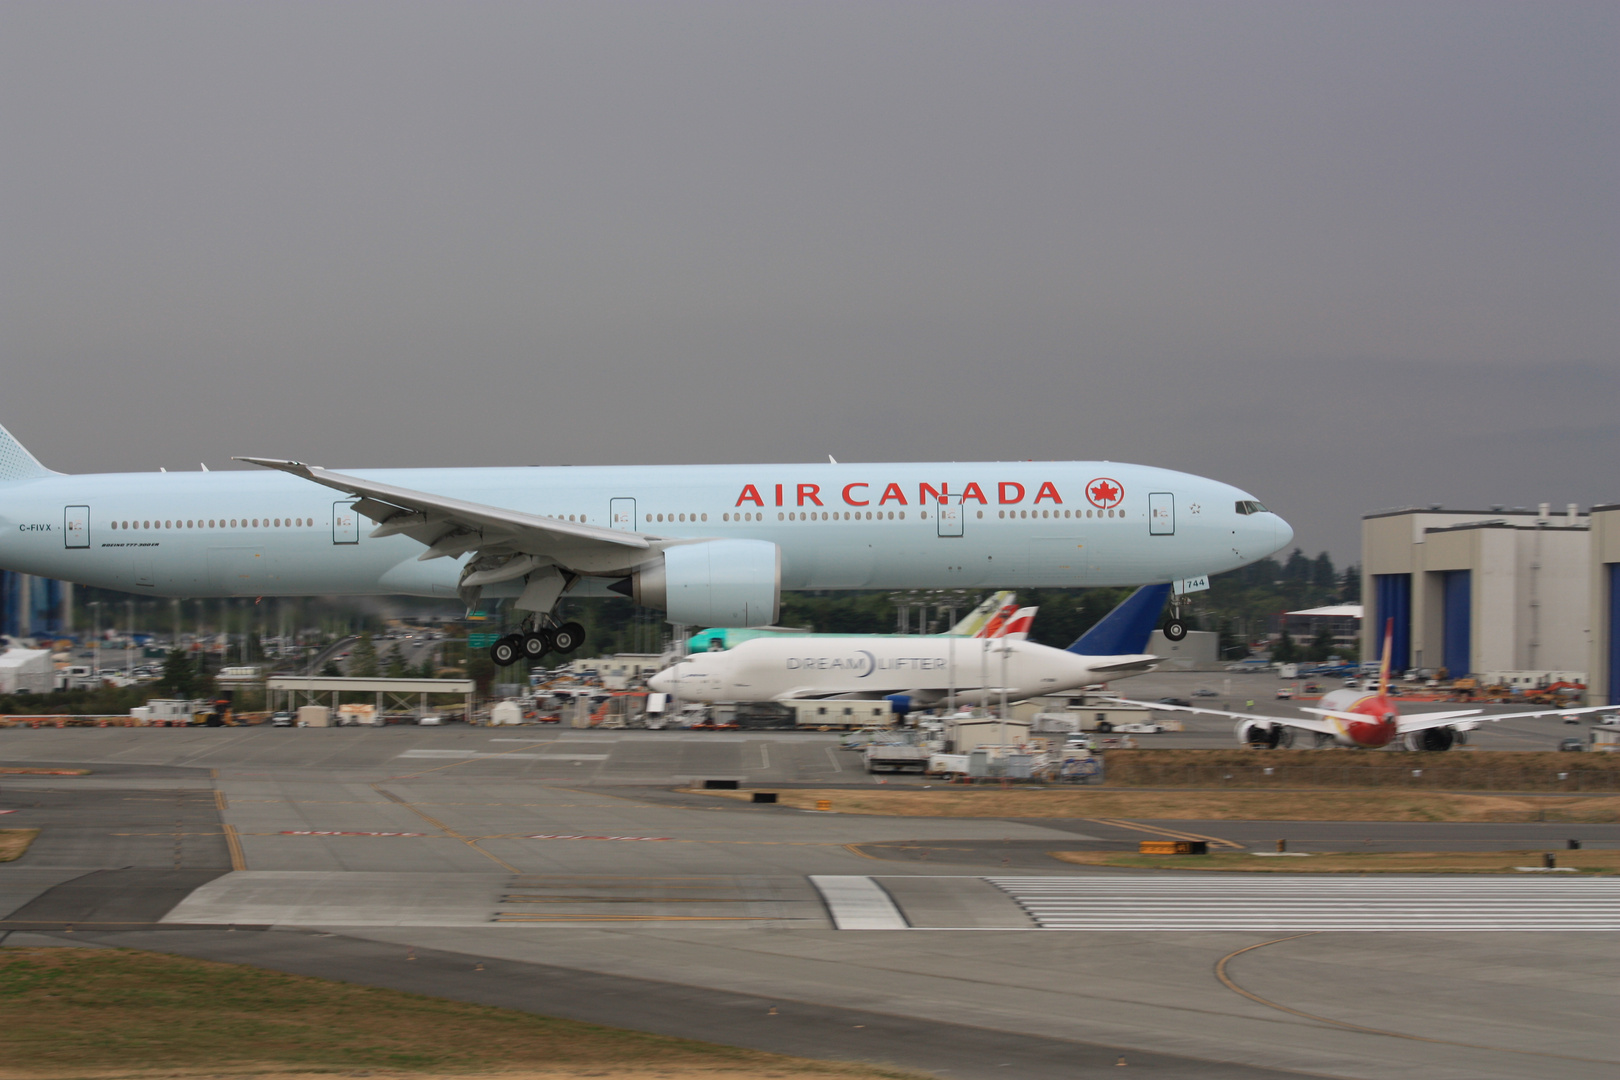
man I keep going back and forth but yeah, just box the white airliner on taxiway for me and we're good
[0,420,1290,665]
[650,585,1171,705]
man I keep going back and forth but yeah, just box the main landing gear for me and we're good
[490,618,585,668]
[1163,593,1188,641]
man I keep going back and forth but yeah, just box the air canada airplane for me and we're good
[650,584,1170,705]
[1119,621,1615,750]
[0,420,1292,665]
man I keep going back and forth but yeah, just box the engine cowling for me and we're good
[1237,720,1293,748]
[1403,726,1456,752]
[613,539,780,627]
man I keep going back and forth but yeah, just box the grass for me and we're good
[0,947,926,1080]
[693,787,1620,822]
[0,830,39,862]
[1049,848,1620,875]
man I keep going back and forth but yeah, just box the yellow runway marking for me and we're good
[222,823,247,870]
[1088,818,1245,850]
[213,789,228,811]
[1215,934,1618,1065]
[370,782,522,873]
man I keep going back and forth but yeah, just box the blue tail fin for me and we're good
[0,420,53,482]
[1067,584,1172,656]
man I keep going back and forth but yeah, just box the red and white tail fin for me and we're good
[975,601,1021,639]
[1377,617,1394,698]
[997,606,1039,641]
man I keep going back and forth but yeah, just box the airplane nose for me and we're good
[1272,514,1294,554]
[647,670,672,693]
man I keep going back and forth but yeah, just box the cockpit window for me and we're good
[1234,500,1267,515]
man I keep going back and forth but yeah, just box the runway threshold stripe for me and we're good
[810,875,908,930]
[987,877,1620,931]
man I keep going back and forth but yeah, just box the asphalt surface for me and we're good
[1,724,1616,1080]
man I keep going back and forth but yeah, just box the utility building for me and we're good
[1362,504,1590,682]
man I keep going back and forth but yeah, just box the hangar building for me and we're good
[1362,504,1589,683]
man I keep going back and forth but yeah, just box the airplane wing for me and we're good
[236,458,661,602]
[1398,703,1615,734]
[1109,698,1341,736]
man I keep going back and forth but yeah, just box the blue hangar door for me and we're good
[1441,570,1471,678]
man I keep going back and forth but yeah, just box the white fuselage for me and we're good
[648,634,1153,704]
[0,460,1290,601]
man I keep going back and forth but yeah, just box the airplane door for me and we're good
[610,498,637,531]
[64,506,89,548]
[1149,492,1174,535]
[333,500,360,544]
[936,497,964,538]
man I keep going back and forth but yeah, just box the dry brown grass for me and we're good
[693,787,1620,822]
[0,948,924,1080]
[1049,848,1620,875]
[0,829,39,862]
[1100,748,1620,791]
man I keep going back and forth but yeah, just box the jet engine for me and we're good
[1403,727,1457,752]
[1237,720,1293,749]
[610,539,780,627]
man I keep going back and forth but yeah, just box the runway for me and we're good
[2,725,1617,1079]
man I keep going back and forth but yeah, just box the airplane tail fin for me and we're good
[976,601,1021,639]
[1067,584,1172,656]
[946,591,1015,636]
[1377,617,1394,698]
[998,606,1039,641]
[0,420,55,482]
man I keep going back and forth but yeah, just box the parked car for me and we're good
[269,712,294,727]
[417,715,443,726]
[1157,697,1191,708]
[1557,738,1584,752]
[1598,714,1620,727]
[1115,723,1165,734]
[1275,688,1293,699]
[1192,688,1218,697]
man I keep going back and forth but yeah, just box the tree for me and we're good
[348,632,379,678]
[1313,552,1336,590]
[159,649,200,699]
[320,660,343,678]
[384,643,409,679]
[1271,631,1299,664]
[417,658,437,679]
[1307,625,1336,661]
[1340,565,1362,603]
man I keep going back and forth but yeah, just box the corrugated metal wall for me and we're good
[1609,564,1618,707]
[1373,573,1411,672]
[1442,569,1471,677]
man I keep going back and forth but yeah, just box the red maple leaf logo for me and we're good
[1086,478,1122,508]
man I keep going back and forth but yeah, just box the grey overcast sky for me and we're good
[2,2,1615,563]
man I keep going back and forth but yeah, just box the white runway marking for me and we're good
[396,749,611,760]
[986,877,1620,931]
[811,875,909,929]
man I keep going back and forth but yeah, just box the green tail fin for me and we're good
[0,420,55,481]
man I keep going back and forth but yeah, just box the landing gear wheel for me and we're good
[490,634,522,667]
[551,621,585,654]
[521,629,553,661]
[1163,620,1188,641]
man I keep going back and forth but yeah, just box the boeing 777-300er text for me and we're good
[1119,620,1614,750]
[650,585,1170,705]
[0,421,1291,666]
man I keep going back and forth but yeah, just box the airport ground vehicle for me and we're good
[1558,738,1584,752]
[864,743,930,773]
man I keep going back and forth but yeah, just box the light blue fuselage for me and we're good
[0,462,1291,599]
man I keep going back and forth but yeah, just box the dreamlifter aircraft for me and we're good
[0,421,1291,664]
